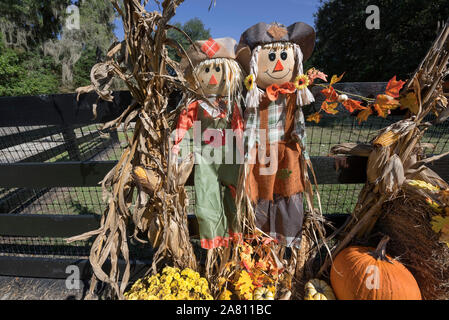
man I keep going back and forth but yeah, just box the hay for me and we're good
[375,195,449,300]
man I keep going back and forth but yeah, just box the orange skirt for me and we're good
[247,140,305,202]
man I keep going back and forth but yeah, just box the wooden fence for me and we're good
[0,85,448,281]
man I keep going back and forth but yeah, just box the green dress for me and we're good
[174,98,244,249]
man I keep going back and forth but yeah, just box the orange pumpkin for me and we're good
[330,236,422,300]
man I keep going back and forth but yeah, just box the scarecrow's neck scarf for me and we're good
[199,95,229,119]
[265,82,296,101]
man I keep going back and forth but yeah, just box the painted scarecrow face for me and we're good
[195,60,229,96]
[256,43,296,89]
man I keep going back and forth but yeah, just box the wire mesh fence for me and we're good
[1,106,449,258]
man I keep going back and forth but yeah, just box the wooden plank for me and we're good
[0,161,115,188]
[0,156,350,188]
[0,214,346,279]
[0,212,347,239]
[0,214,101,238]
[0,91,133,127]
[0,84,388,127]
[0,155,447,189]
[0,157,365,188]
[0,256,150,280]
[0,132,115,213]
[0,213,199,238]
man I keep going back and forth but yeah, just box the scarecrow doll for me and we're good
[173,38,246,250]
[237,22,316,248]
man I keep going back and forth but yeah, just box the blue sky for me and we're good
[114,0,321,41]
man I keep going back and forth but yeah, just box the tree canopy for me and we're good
[167,17,212,62]
[0,4,212,96]
[0,0,117,95]
[310,0,449,82]
[0,0,71,49]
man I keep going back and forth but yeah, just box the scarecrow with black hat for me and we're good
[173,37,246,250]
[237,22,317,248]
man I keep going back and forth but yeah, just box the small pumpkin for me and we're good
[330,236,422,300]
[253,287,274,300]
[304,279,335,300]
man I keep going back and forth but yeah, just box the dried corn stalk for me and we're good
[66,0,217,300]
[318,20,449,276]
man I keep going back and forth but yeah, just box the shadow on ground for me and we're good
[0,276,86,300]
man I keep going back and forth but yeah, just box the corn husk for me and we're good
[66,0,220,299]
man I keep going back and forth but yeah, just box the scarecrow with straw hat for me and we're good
[237,22,318,248]
[173,37,246,250]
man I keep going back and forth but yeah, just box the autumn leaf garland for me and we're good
[244,66,408,125]
[307,74,407,124]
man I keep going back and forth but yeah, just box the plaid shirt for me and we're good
[244,93,309,160]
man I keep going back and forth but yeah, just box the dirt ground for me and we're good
[0,276,86,300]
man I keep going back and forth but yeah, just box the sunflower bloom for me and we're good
[244,74,256,91]
[294,74,310,90]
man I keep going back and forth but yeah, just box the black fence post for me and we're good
[110,127,119,143]
[61,125,81,161]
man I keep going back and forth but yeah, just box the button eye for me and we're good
[215,66,221,72]
[205,67,210,73]
[268,52,276,61]
[280,51,288,60]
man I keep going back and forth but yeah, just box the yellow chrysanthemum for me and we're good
[294,74,310,90]
[244,74,256,91]
[125,267,213,300]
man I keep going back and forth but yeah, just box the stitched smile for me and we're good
[265,69,291,80]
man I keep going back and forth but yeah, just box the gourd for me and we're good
[330,236,422,300]
[253,287,275,300]
[304,279,335,300]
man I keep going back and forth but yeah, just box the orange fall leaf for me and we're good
[357,107,373,124]
[343,99,366,113]
[307,112,322,123]
[385,76,406,98]
[321,100,339,114]
[321,86,339,102]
